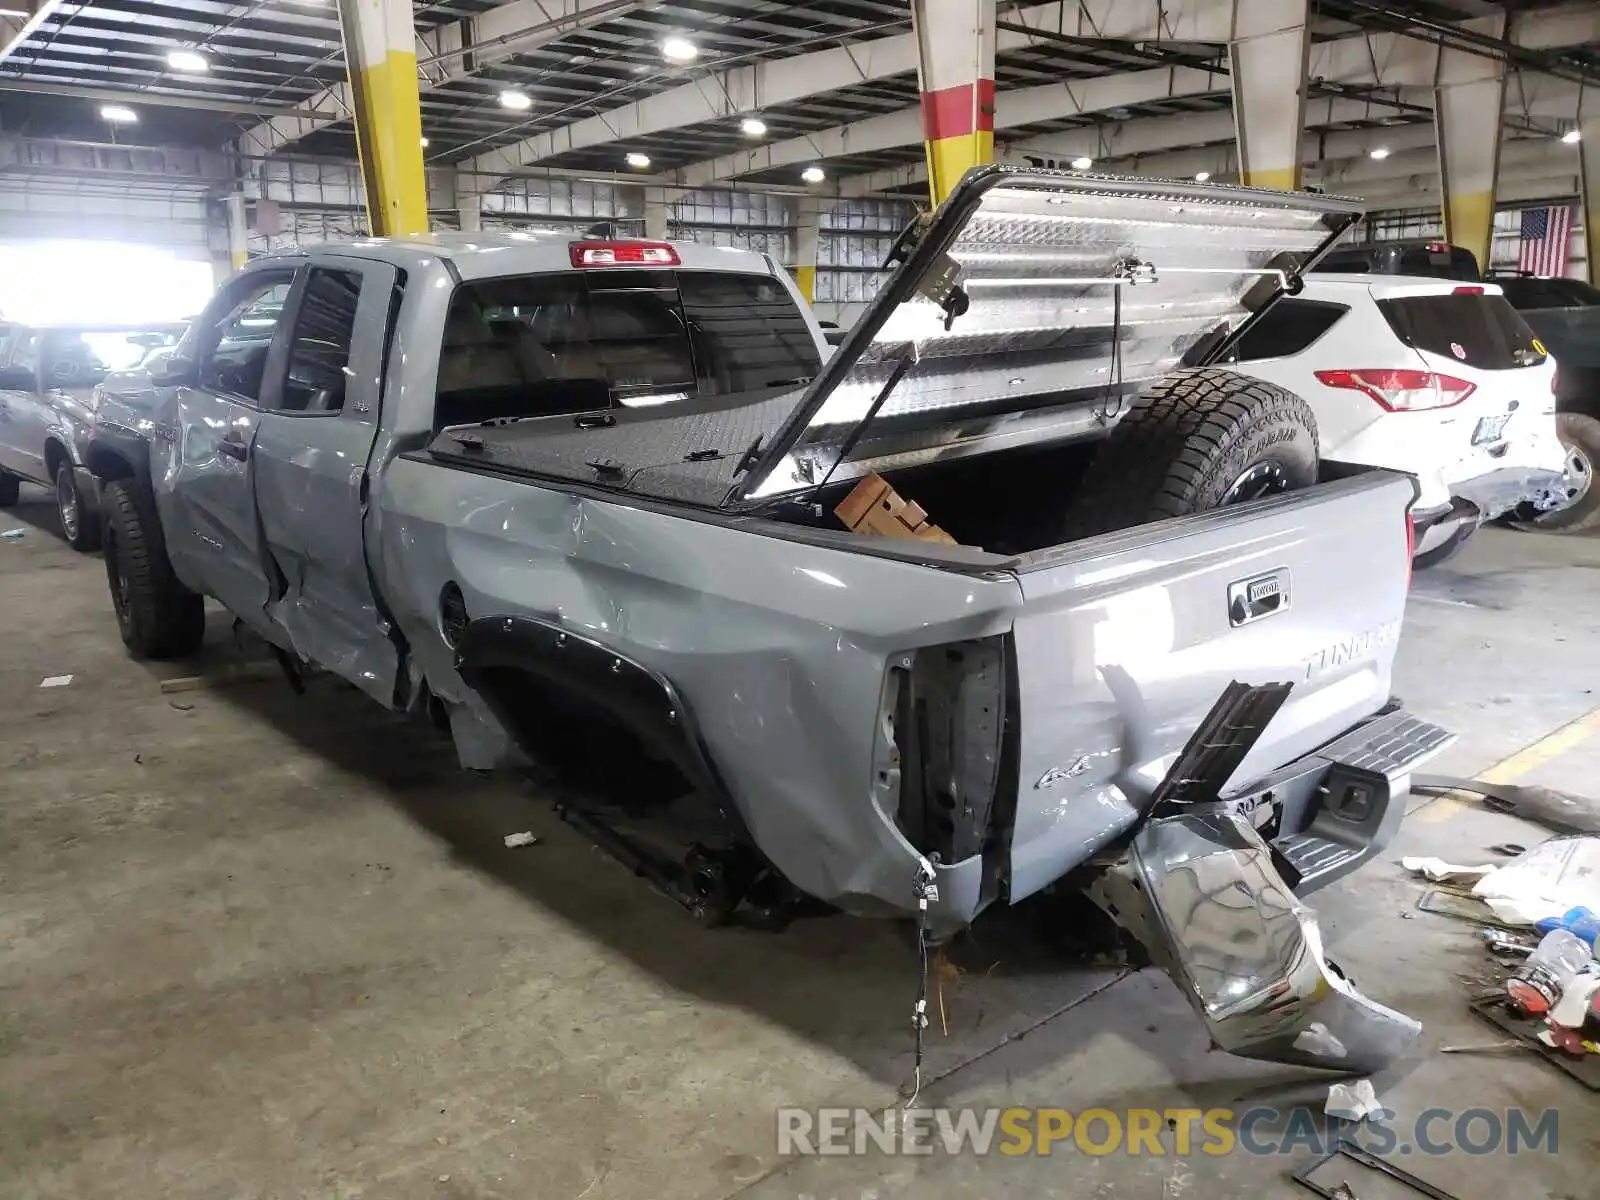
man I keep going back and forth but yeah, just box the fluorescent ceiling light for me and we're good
[166,49,209,73]
[499,90,532,111]
[1070,156,1093,170]
[741,116,767,138]
[1194,171,1211,182]
[801,166,825,183]
[662,37,698,63]
[626,152,651,168]
[100,104,138,124]
[1562,129,1582,145]
[1368,146,1390,160]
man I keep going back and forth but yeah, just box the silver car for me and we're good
[0,321,185,547]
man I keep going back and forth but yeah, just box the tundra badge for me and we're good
[1227,568,1289,627]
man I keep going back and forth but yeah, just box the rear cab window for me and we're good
[1377,291,1546,371]
[433,268,822,430]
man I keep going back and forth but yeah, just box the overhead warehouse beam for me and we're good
[665,64,1226,190]
[1359,172,1583,213]
[0,0,65,65]
[0,78,340,121]
[1228,0,1309,190]
[912,0,997,205]
[464,0,1239,182]
[240,0,644,158]
[1433,14,1508,275]
[339,0,428,236]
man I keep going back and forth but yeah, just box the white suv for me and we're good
[1230,275,1570,565]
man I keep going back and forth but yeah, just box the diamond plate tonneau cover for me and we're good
[738,164,1363,503]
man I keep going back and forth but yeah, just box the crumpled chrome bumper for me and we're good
[1452,464,1571,519]
[1094,806,1422,1074]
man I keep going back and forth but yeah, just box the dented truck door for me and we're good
[250,256,404,706]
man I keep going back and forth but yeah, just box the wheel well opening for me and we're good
[86,446,135,482]
[44,439,69,480]
[474,665,694,808]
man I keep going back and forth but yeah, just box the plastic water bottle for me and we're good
[1506,929,1595,1015]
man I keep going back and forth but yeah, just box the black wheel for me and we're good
[1412,520,1476,570]
[1058,367,1319,540]
[54,461,100,552]
[101,478,206,660]
[1509,412,1600,534]
[0,470,18,507]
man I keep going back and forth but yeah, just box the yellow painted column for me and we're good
[1229,0,1309,191]
[1433,14,1507,275]
[793,196,822,304]
[338,0,428,236]
[225,193,249,269]
[912,0,997,207]
[1578,95,1600,285]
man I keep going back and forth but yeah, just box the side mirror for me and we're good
[148,354,197,387]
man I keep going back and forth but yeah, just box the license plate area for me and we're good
[1472,414,1510,445]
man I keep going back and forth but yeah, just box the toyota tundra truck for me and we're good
[86,167,1453,1074]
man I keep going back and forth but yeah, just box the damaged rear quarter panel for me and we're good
[374,456,1024,911]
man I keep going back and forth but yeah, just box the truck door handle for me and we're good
[217,433,249,461]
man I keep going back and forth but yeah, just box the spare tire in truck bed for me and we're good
[1058,367,1320,541]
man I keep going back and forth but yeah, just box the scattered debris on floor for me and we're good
[38,674,73,688]
[1,528,24,541]
[1292,1139,1457,1199]
[159,662,282,694]
[1414,773,1600,836]
[502,831,539,849]
[1324,1079,1384,1122]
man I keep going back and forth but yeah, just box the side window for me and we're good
[277,268,361,413]
[199,277,293,402]
[1231,299,1350,362]
[0,327,39,391]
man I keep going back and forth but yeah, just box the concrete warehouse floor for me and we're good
[2,483,1597,1200]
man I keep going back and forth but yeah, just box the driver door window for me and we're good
[275,268,361,414]
[199,276,293,402]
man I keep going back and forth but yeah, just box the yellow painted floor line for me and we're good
[1413,704,1600,825]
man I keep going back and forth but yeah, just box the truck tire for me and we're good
[0,470,18,507]
[1058,367,1319,540]
[1510,412,1600,534]
[101,479,206,659]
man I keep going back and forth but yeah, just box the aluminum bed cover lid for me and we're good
[733,164,1362,504]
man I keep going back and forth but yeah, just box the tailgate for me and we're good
[1005,470,1415,900]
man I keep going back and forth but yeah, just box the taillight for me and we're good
[1453,285,1485,295]
[1314,368,1476,411]
[568,240,680,267]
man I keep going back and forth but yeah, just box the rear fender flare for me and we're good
[84,425,153,494]
[453,616,745,834]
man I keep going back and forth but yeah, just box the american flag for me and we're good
[1517,205,1574,276]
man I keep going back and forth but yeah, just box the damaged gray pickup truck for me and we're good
[89,167,1453,1074]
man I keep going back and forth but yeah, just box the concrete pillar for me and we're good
[793,196,824,304]
[911,0,997,207]
[1228,0,1310,191]
[225,192,248,270]
[338,0,428,236]
[1579,93,1600,285]
[642,187,683,241]
[1433,13,1508,275]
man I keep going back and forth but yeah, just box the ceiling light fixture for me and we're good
[1368,146,1390,160]
[1070,156,1093,170]
[1194,170,1211,182]
[626,152,651,168]
[166,49,209,73]
[662,37,698,63]
[741,116,767,138]
[801,165,825,184]
[100,104,138,124]
[499,90,532,111]
[1562,128,1582,145]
